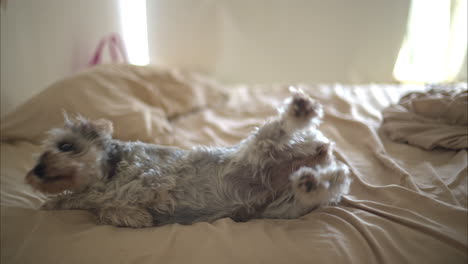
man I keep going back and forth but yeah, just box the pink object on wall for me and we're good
[89,33,128,66]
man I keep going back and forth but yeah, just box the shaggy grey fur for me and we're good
[26,88,351,228]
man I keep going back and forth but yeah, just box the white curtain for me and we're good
[393,0,467,83]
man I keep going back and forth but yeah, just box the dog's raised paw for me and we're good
[298,173,317,193]
[292,94,317,118]
[286,87,323,123]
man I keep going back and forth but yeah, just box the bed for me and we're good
[1,64,466,263]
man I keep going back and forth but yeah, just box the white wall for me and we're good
[1,0,413,117]
[146,0,411,84]
[0,0,123,117]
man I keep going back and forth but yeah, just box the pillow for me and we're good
[1,64,226,144]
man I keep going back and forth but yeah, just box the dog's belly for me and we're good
[148,138,331,225]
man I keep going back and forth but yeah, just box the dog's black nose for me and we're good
[33,163,46,179]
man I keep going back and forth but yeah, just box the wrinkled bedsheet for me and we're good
[1,65,467,264]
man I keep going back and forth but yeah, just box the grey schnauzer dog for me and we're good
[26,88,351,228]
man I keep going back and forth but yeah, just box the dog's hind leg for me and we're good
[235,88,323,161]
[289,162,351,208]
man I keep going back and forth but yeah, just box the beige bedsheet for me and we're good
[1,65,467,264]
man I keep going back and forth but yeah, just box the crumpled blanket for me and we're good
[0,64,227,144]
[381,83,468,150]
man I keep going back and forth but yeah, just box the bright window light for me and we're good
[394,0,467,83]
[119,0,150,65]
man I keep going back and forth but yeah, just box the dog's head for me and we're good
[25,116,114,194]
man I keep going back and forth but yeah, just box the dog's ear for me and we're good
[64,115,114,139]
[91,119,114,137]
[63,110,73,128]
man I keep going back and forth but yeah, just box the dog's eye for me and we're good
[58,142,75,152]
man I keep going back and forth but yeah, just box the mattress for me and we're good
[1,65,466,264]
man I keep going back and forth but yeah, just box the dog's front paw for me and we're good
[96,207,154,228]
[41,199,62,210]
[314,142,334,165]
